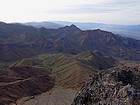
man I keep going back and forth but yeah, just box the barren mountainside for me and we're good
[0,52,117,105]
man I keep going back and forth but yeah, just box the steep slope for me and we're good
[73,29,140,60]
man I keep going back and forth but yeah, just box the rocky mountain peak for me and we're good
[58,24,81,32]
[70,24,79,28]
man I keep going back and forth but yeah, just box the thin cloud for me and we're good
[46,0,140,14]
[0,0,139,24]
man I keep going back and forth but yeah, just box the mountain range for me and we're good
[24,21,140,40]
[0,22,140,61]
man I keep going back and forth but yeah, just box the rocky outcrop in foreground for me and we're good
[72,66,140,105]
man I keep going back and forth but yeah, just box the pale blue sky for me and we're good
[0,0,139,24]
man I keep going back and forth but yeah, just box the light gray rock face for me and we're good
[72,66,140,105]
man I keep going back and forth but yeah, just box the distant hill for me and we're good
[24,21,64,29]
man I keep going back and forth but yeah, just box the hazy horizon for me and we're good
[0,0,140,25]
[1,20,140,26]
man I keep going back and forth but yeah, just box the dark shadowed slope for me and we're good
[0,66,54,105]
